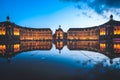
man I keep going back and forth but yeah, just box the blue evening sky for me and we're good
[1,0,120,33]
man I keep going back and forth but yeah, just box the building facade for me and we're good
[54,25,64,40]
[0,16,53,41]
[20,28,52,41]
[67,15,120,42]
[67,27,99,40]
[0,15,120,42]
[99,15,120,42]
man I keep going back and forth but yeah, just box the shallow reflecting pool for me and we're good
[0,41,120,80]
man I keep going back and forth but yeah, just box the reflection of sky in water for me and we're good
[0,44,120,80]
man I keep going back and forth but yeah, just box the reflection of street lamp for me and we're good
[59,50,61,54]
[110,59,113,64]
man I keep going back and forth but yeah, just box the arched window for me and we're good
[100,28,106,36]
[0,27,6,35]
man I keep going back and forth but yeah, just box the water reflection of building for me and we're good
[55,41,64,53]
[67,41,120,59]
[0,40,120,62]
[99,41,120,59]
[67,41,99,51]
[20,41,52,51]
[0,41,52,62]
[0,16,52,41]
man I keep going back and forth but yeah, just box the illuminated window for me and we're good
[114,26,120,35]
[14,28,20,36]
[100,28,106,36]
[0,27,6,35]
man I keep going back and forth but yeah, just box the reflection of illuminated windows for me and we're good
[114,26,120,35]
[57,41,63,49]
[14,44,20,52]
[100,28,106,36]
[67,41,98,50]
[20,41,52,50]
[14,28,20,36]
[0,45,6,54]
[114,44,120,53]
[0,27,6,35]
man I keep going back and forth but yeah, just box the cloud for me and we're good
[60,0,120,17]
[81,12,92,18]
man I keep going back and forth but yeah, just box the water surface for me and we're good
[0,41,120,80]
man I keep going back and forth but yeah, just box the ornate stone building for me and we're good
[67,15,120,42]
[0,16,53,41]
[54,25,64,40]
[67,27,99,40]
[0,15,120,42]
[99,15,120,42]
